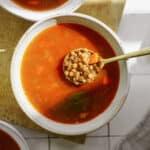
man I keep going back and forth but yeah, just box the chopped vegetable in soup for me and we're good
[21,23,120,124]
[0,130,20,150]
[11,0,68,11]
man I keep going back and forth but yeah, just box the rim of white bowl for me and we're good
[0,121,30,150]
[0,0,84,21]
[11,13,129,135]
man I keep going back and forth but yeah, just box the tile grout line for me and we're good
[108,135,124,137]
[130,73,150,76]
[84,136,110,138]
[48,135,51,150]
[24,137,50,139]
[48,135,123,139]
[108,123,111,150]
[108,123,110,137]
[24,135,125,140]
[108,136,111,150]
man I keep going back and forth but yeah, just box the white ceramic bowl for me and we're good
[11,13,129,135]
[0,121,29,150]
[0,0,83,21]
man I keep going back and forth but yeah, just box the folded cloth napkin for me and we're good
[116,110,150,150]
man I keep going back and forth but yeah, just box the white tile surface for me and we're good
[110,75,150,135]
[26,138,49,150]
[118,14,150,52]
[117,14,150,73]
[124,0,150,14]
[50,137,109,150]
[129,55,150,74]
[110,137,123,150]
[117,14,150,55]
[129,29,150,75]
[13,124,48,138]
[88,124,108,136]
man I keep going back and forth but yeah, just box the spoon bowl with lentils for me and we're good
[63,48,101,85]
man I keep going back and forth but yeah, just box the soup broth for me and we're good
[21,23,120,124]
[0,130,20,150]
[11,0,68,11]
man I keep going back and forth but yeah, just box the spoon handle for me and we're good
[103,47,150,65]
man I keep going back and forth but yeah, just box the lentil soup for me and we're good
[11,0,68,11]
[21,23,120,124]
[0,130,20,150]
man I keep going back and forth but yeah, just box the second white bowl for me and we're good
[0,0,83,21]
[0,121,29,150]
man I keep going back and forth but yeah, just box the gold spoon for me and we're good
[63,48,150,85]
[99,47,150,69]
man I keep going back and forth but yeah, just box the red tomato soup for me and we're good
[11,0,68,11]
[21,23,120,124]
[0,130,20,150]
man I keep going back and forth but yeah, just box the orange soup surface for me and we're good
[12,0,68,11]
[0,130,20,150]
[21,23,120,124]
